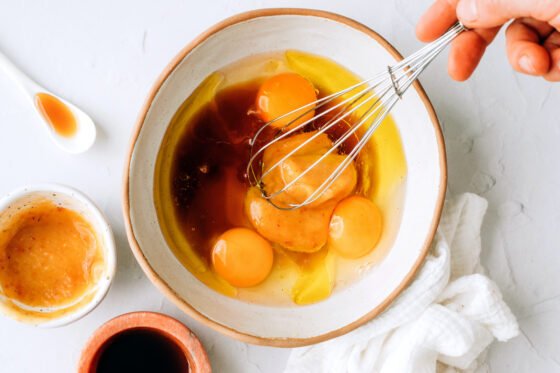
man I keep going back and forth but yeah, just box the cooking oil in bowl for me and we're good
[154,50,407,306]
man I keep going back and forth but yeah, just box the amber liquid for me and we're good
[95,329,189,373]
[35,92,77,137]
[170,80,358,263]
[156,51,408,305]
[0,200,102,309]
[171,82,261,262]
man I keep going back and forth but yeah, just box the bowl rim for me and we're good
[0,183,116,327]
[122,8,447,347]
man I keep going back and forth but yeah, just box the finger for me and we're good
[457,0,560,29]
[543,31,560,81]
[543,30,560,51]
[515,17,556,39]
[544,49,560,81]
[506,20,551,75]
[448,27,500,81]
[416,0,460,42]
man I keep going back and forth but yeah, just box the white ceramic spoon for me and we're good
[0,50,96,154]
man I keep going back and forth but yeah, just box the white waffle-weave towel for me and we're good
[285,193,519,373]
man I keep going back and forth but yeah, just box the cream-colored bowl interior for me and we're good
[126,11,444,344]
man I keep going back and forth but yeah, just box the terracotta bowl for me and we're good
[78,312,211,373]
[123,9,446,346]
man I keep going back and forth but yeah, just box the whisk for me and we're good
[247,22,466,210]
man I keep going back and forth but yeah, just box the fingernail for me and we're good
[519,55,536,74]
[458,0,478,22]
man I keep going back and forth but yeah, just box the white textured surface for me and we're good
[0,1,558,372]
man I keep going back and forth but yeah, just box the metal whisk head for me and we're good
[247,22,465,210]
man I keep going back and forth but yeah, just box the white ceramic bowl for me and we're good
[0,184,116,327]
[124,9,446,346]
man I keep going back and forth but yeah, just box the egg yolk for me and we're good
[256,72,317,130]
[328,196,383,259]
[246,132,357,253]
[261,131,357,208]
[211,228,274,287]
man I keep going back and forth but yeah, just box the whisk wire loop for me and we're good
[248,22,466,210]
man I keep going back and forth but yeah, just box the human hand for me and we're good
[416,0,560,81]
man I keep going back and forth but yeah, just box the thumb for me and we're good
[457,0,560,28]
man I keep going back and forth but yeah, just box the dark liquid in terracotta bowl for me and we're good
[171,81,359,261]
[94,328,189,373]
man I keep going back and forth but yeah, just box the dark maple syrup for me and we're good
[155,53,408,305]
[171,81,261,262]
[171,80,357,261]
[170,79,360,264]
[94,328,189,373]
